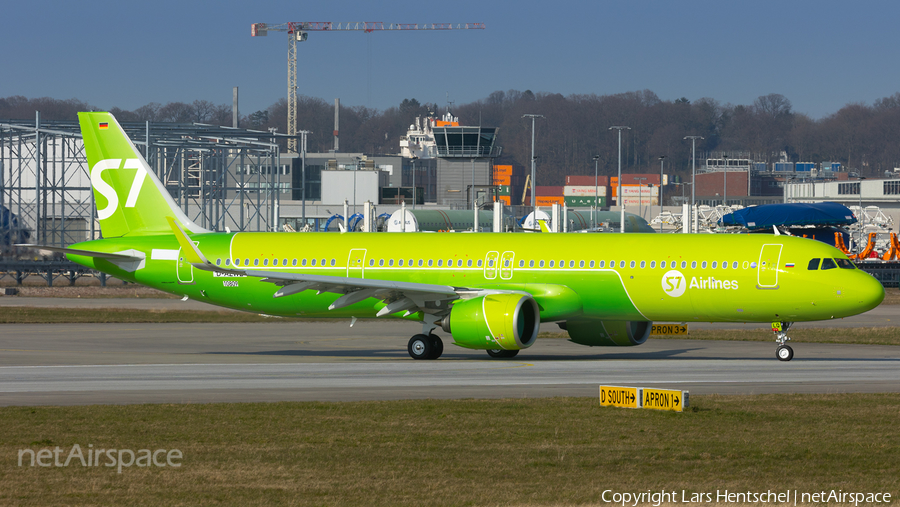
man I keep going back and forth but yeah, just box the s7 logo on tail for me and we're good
[90,159,146,220]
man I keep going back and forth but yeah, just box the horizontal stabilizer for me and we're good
[15,244,142,261]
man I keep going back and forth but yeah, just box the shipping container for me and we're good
[564,185,608,197]
[565,196,606,207]
[493,195,512,205]
[535,185,564,196]
[796,162,815,172]
[618,173,660,185]
[565,175,609,186]
[774,162,794,172]
[535,196,564,206]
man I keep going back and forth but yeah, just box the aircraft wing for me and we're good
[166,216,524,317]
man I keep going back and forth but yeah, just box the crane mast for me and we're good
[251,22,485,153]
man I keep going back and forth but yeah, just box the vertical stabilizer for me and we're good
[78,112,208,237]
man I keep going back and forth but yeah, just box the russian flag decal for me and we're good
[785,262,795,268]
[99,122,109,130]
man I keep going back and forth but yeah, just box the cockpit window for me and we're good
[820,258,837,270]
[807,258,820,270]
[835,258,856,269]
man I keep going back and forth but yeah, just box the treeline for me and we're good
[5,90,900,184]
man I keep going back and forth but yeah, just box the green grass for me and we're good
[1,395,898,506]
[0,307,296,324]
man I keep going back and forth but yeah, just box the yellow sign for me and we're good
[651,324,688,335]
[642,388,688,412]
[599,386,639,409]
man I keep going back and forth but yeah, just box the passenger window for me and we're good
[273,259,279,266]
[418,259,424,267]
[711,261,717,269]
[732,261,738,269]
[630,261,636,268]
[379,259,384,267]
[504,260,510,267]
[549,261,555,267]
[438,260,443,267]
[569,260,575,268]
[691,261,697,269]
[216,258,221,266]
[835,258,856,269]
[640,261,646,268]
[487,260,493,267]
[234,259,241,266]
[388,259,394,267]
[599,261,605,268]
[225,259,231,266]
[529,260,535,267]
[808,258,820,270]
[650,261,656,268]
[821,258,837,270]
[409,259,413,266]
[681,261,687,269]
[477,260,483,267]
[245,259,250,266]
[559,260,564,267]
[467,260,472,267]
[428,260,433,267]
[292,259,297,267]
[284,259,288,266]
[330,259,335,266]
[539,260,545,268]
[722,261,727,269]
[579,260,585,268]
[519,260,525,267]
[254,259,260,266]
[660,261,667,268]
[590,260,595,268]
[399,259,404,267]
[321,259,326,266]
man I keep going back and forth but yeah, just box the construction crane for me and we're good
[251,22,486,153]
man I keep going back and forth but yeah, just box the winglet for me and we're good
[538,219,551,233]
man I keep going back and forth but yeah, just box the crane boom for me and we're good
[251,22,485,153]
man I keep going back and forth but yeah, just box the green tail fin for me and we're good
[78,112,207,237]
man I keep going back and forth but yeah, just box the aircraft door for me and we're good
[347,249,366,278]
[176,245,195,284]
[484,251,499,279]
[500,251,515,280]
[757,244,783,288]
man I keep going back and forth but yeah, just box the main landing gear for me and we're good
[408,334,443,360]
[772,321,794,361]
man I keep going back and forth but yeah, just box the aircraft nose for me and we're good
[855,271,885,313]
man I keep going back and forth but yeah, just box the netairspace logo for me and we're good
[601,489,892,506]
[18,444,182,474]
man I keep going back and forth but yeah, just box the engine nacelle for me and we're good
[441,294,539,350]
[562,319,651,347]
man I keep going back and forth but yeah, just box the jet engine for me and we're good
[561,319,651,347]
[440,293,539,350]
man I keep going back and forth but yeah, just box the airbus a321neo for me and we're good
[22,112,885,362]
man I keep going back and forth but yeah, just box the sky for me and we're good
[3,0,899,120]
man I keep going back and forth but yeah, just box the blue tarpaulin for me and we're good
[719,202,857,229]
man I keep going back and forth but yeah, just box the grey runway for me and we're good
[1,318,899,405]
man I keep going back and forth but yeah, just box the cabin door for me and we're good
[757,244,782,288]
[347,249,366,278]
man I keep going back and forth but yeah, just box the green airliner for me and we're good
[23,113,885,362]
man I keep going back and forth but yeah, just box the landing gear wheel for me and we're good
[428,334,444,359]
[776,345,794,362]
[486,349,519,359]
[408,334,433,360]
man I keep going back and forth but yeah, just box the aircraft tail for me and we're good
[77,112,207,238]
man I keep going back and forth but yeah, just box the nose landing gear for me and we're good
[772,321,794,361]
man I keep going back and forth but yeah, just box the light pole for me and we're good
[523,114,544,220]
[593,154,600,230]
[722,153,728,207]
[354,156,361,219]
[684,135,704,233]
[658,155,666,233]
[410,155,418,209]
[610,126,631,233]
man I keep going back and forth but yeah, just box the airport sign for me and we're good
[651,324,688,335]
[642,388,688,412]
[599,386,639,409]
